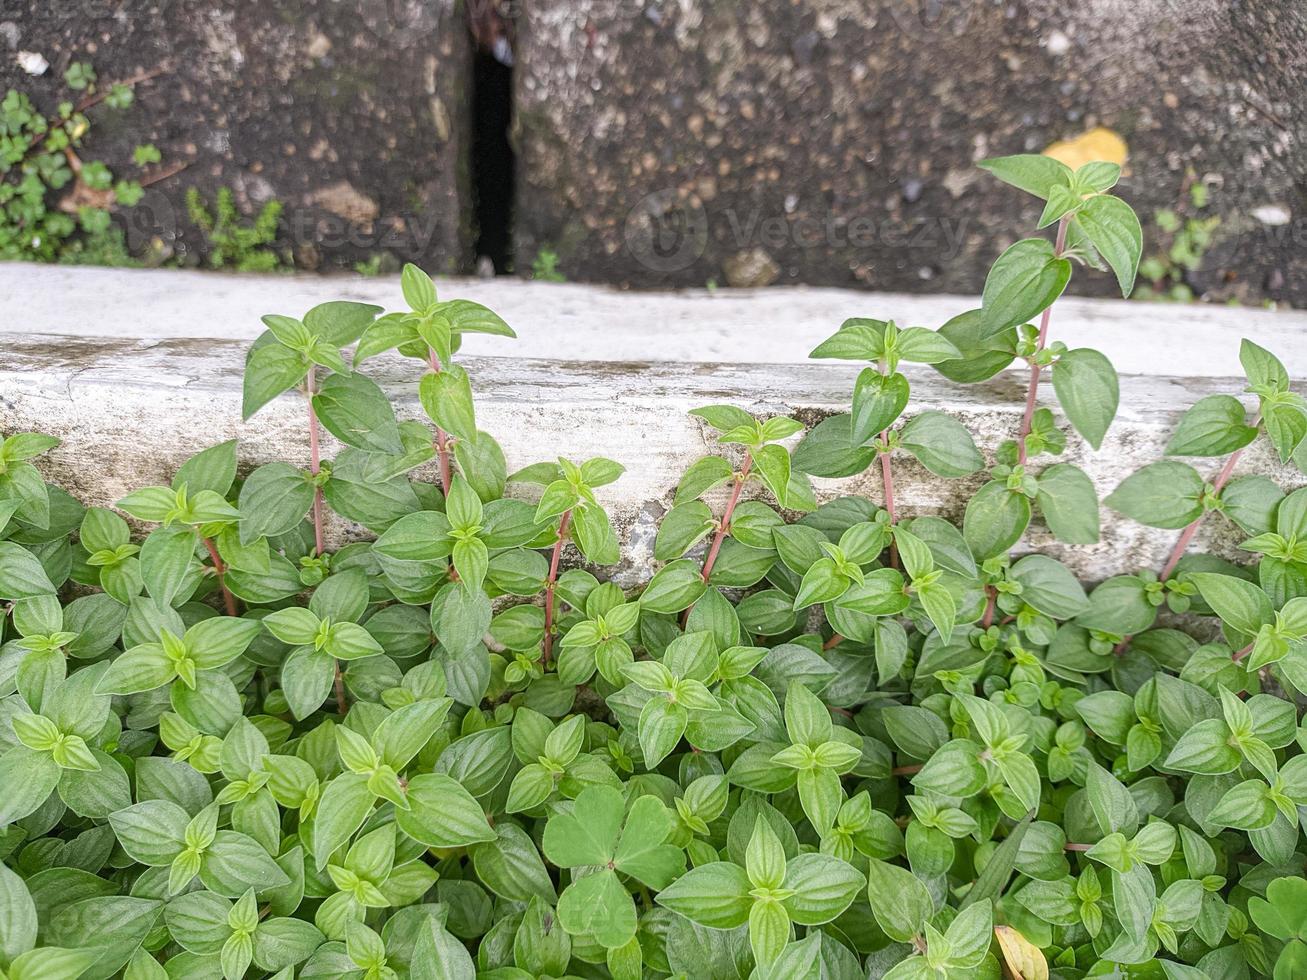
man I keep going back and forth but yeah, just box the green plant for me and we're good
[1,156,1305,980]
[186,187,287,272]
[0,61,146,263]
[531,246,566,282]
[354,254,385,277]
[1134,177,1221,302]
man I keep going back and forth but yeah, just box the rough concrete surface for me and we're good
[1,328,1302,586]
[0,1,473,271]
[4,264,1307,378]
[514,0,1306,304]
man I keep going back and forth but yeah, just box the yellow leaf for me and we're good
[1041,127,1127,171]
[995,925,1048,980]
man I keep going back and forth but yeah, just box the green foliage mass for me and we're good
[0,157,1304,980]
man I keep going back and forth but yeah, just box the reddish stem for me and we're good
[305,366,326,557]
[542,510,573,666]
[426,350,453,496]
[1065,842,1092,852]
[879,442,897,522]
[981,587,997,629]
[1016,216,1070,465]
[200,535,238,617]
[333,661,348,715]
[823,633,845,651]
[880,440,900,570]
[1233,641,1254,663]
[891,764,923,776]
[700,454,753,584]
[1158,430,1256,581]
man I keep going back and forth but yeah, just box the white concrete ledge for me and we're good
[1,330,1302,585]
[4,263,1307,377]
[3,264,1305,583]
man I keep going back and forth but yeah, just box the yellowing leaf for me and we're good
[1042,127,1127,170]
[995,925,1048,980]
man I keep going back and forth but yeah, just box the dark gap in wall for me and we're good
[471,49,514,274]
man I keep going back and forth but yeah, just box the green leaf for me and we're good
[850,371,909,446]
[1106,461,1205,529]
[557,868,635,948]
[752,444,793,509]
[781,853,865,925]
[1051,348,1119,449]
[401,263,437,310]
[303,301,381,346]
[1166,394,1258,456]
[243,342,309,420]
[395,774,495,848]
[898,412,983,478]
[1075,194,1143,296]
[638,698,687,768]
[1164,719,1240,775]
[1240,338,1288,393]
[981,238,1072,331]
[237,463,314,544]
[962,812,1033,909]
[655,862,752,929]
[311,372,403,454]
[640,560,707,614]
[1035,462,1100,544]
[864,859,933,942]
[419,366,478,443]
[1190,572,1273,636]
[963,481,1031,560]
[0,864,36,966]
[1009,555,1089,619]
[0,542,56,600]
[542,784,623,867]
[310,772,375,870]
[978,154,1074,199]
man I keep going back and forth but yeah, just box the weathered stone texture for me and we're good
[2,332,1303,587]
[514,0,1306,304]
[0,0,473,271]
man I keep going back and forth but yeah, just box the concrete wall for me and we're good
[3,265,1305,585]
[0,1,473,271]
[513,0,1307,304]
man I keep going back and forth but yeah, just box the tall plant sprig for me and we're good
[509,457,624,665]
[649,405,816,626]
[911,155,1142,578]
[1107,339,1307,650]
[241,300,383,558]
[804,318,979,561]
[353,263,517,497]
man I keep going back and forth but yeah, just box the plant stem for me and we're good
[199,535,238,617]
[700,454,753,584]
[427,351,453,496]
[333,661,348,715]
[981,586,997,629]
[1064,842,1092,852]
[305,366,326,557]
[1233,641,1254,663]
[891,763,922,776]
[1016,216,1070,466]
[542,509,572,667]
[1158,425,1257,581]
